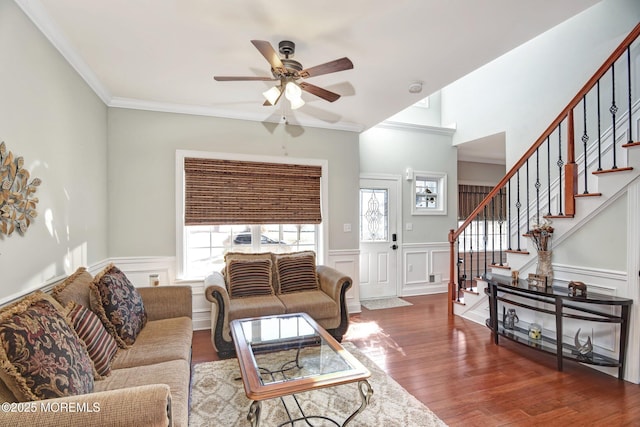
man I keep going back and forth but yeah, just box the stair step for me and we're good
[593,166,634,175]
[575,192,602,198]
[490,263,510,270]
[544,214,575,219]
[454,300,466,306]
[622,141,640,148]
[460,287,479,295]
[506,249,530,255]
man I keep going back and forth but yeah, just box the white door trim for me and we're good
[359,173,403,297]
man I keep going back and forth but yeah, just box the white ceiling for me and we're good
[18,0,598,135]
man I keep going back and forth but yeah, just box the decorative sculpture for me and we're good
[0,141,41,237]
[574,328,593,358]
[568,281,587,297]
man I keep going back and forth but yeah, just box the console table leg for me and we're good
[342,380,373,426]
[248,400,262,427]
[555,298,563,372]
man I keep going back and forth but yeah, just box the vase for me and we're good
[536,250,553,285]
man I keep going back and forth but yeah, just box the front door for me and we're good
[359,177,400,300]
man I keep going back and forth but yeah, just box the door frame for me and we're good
[359,173,404,297]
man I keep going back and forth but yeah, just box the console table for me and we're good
[485,275,632,380]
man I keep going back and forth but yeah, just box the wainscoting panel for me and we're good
[327,249,361,314]
[402,243,449,296]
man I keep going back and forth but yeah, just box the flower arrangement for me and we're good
[529,219,554,251]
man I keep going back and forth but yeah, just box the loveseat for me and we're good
[204,251,352,357]
[0,264,193,427]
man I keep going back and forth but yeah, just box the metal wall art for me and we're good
[0,141,41,237]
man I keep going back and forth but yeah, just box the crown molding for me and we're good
[15,0,112,104]
[377,120,456,136]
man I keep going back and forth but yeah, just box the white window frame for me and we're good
[411,171,447,216]
[175,150,329,280]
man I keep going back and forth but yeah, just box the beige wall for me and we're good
[106,108,360,262]
[0,1,108,301]
[458,161,505,186]
[359,125,458,243]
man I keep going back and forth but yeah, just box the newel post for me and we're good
[565,110,577,216]
[448,229,455,316]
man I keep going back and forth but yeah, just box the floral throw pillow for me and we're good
[89,264,147,348]
[0,292,94,401]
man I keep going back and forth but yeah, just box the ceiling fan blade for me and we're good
[299,57,353,79]
[251,40,286,74]
[299,82,341,102]
[214,76,277,81]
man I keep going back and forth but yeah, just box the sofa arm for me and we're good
[317,265,352,341]
[204,272,235,356]
[317,265,352,303]
[0,384,172,427]
[138,286,192,321]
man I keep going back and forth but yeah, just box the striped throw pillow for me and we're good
[67,302,119,376]
[275,252,319,294]
[227,258,274,298]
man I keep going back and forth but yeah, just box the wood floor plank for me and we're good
[191,293,640,426]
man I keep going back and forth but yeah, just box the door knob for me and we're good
[391,244,398,250]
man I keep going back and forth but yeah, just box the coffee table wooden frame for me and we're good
[230,312,372,427]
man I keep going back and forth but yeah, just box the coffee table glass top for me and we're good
[230,313,370,401]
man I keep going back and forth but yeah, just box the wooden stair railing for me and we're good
[448,22,640,315]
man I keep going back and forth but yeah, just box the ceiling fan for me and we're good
[214,40,353,110]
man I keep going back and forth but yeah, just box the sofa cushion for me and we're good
[226,258,273,298]
[277,290,339,321]
[51,266,93,309]
[89,264,147,348]
[273,251,320,294]
[227,295,286,323]
[94,358,190,427]
[111,317,192,370]
[0,292,94,401]
[66,302,119,377]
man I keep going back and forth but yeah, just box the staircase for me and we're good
[449,23,640,319]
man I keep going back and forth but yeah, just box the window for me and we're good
[359,188,388,242]
[184,224,318,278]
[411,171,447,215]
[176,151,327,279]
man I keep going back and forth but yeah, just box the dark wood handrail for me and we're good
[450,22,640,243]
[448,22,640,314]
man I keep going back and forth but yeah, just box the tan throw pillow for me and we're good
[66,302,119,377]
[226,258,273,298]
[51,266,93,308]
[0,292,94,401]
[89,264,147,348]
[274,251,320,294]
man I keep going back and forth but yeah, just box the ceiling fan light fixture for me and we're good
[289,96,305,110]
[285,81,304,109]
[263,86,281,105]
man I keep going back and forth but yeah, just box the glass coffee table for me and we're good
[230,312,372,427]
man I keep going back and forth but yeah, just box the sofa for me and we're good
[204,251,352,357]
[0,264,193,427]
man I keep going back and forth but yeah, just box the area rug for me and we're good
[360,297,413,311]
[189,342,446,426]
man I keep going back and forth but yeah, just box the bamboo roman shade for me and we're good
[458,184,506,220]
[184,158,322,225]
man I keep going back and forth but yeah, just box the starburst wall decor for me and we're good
[0,141,41,237]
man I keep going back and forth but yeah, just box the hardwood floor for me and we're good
[191,293,640,426]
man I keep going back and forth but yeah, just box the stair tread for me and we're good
[490,264,510,270]
[593,166,633,175]
[575,192,602,197]
[506,249,530,255]
[622,141,640,148]
[544,214,574,219]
